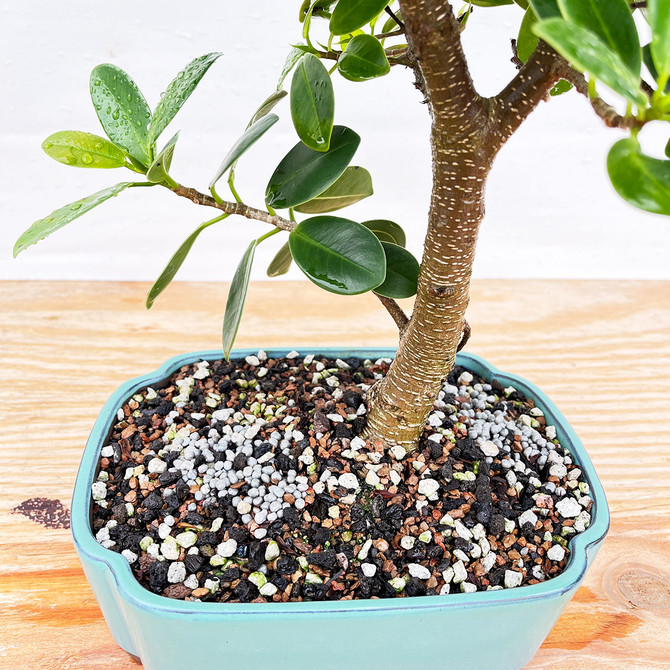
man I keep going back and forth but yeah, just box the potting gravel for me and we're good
[91,352,593,602]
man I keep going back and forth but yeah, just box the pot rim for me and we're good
[72,347,609,616]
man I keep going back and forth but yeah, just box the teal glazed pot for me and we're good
[72,348,609,670]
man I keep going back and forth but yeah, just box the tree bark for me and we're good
[364,2,563,450]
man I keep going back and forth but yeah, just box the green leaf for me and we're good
[41,131,128,169]
[338,34,391,82]
[267,240,293,277]
[557,0,641,76]
[470,0,513,5]
[266,125,360,209]
[14,182,134,257]
[649,0,670,79]
[249,90,287,127]
[209,114,279,190]
[289,215,386,294]
[533,19,647,106]
[149,52,223,145]
[147,131,179,184]
[550,79,573,95]
[360,219,406,247]
[278,46,307,89]
[330,0,389,35]
[222,240,257,360]
[290,54,335,151]
[146,214,223,308]
[666,137,670,159]
[295,166,373,213]
[514,0,530,8]
[517,9,539,64]
[607,137,670,215]
[374,242,420,299]
[90,64,152,167]
[528,0,560,19]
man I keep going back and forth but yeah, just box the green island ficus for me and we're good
[14,0,670,451]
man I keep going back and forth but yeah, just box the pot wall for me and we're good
[72,348,609,670]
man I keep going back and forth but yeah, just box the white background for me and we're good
[1,1,669,282]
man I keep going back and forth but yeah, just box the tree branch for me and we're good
[375,293,410,334]
[385,6,405,30]
[488,41,562,151]
[456,319,471,353]
[172,184,295,231]
[555,62,647,130]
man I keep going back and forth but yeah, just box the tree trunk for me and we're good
[364,1,562,450]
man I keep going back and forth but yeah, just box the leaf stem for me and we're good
[228,167,242,203]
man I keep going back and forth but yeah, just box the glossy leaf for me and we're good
[41,131,128,169]
[147,131,179,184]
[290,54,335,151]
[14,182,134,257]
[550,79,573,95]
[666,137,670,159]
[266,125,360,209]
[267,240,293,277]
[289,216,386,294]
[222,240,257,360]
[149,53,223,145]
[278,46,307,89]
[90,64,152,167]
[295,166,373,213]
[528,0,560,19]
[209,114,279,190]
[557,0,641,76]
[374,242,420,299]
[470,0,513,5]
[249,90,287,127]
[607,137,670,215]
[533,19,647,106]
[338,34,391,82]
[146,215,221,308]
[360,219,406,247]
[517,8,539,63]
[649,0,670,78]
[514,0,530,8]
[330,0,389,35]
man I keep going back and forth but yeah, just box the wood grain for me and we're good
[1,280,669,669]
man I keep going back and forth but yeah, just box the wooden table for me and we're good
[1,280,669,669]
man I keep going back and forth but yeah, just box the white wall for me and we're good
[1,1,669,282]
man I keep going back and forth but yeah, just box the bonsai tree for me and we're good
[14,0,670,453]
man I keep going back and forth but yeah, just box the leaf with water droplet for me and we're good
[149,52,223,145]
[90,64,152,167]
[13,182,137,256]
[41,130,128,169]
[147,131,180,184]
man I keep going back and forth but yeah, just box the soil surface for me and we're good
[90,352,592,602]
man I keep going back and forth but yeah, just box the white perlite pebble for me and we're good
[217,539,238,557]
[408,563,431,580]
[338,473,359,490]
[545,425,557,440]
[184,574,199,590]
[361,563,377,578]
[547,544,566,562]
[390,445,406,461]
[454,520,473,540]
[518,510,538,529]
[458,371,474,385]
[175,531,197,548]
[365,470,380,486]
[400,535,416,550]
[555,497,582,518]
[480,441,499,457]
[452,560,468,584]
[504,570,523,588]
[161,536,180,560]
[147,458,167,474]
[91,482,107,501]
[461,582,477,594]
[260,582,278,597]
[417,478,440,499]
[122,550,138,564]
[167,562,186,584]
[549,463,568,478]
[482,552,496,573]
[265,541,280,562]
[237,500,252,515]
